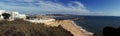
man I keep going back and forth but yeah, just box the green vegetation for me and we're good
[0,19,73,36]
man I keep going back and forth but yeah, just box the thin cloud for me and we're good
[0,0,90,15]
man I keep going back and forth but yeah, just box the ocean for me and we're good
[74,16,120,36]
[52,15,120,36]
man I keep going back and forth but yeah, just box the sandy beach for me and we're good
[49,20,93,36]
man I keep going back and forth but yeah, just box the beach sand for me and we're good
[48,20,94,36]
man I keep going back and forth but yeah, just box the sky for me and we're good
[0,0,120,16]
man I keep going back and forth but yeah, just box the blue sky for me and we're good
[0,0,120,16]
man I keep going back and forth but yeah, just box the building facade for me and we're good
[0,10,26,21]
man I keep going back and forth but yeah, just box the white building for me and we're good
[0,10,26,21]
[0,10,5,20]
[26,17,55,25]
[0,10,55,25]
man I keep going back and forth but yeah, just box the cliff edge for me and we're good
[48,20,94,36]
[0,19,73,36]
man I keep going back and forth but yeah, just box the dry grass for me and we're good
[0,19,73,36]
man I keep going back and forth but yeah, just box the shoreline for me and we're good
[71,20,94,36]
[56,20,94,36]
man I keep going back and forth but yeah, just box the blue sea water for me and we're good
[74,16,120,36]
[53,15,120,36]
